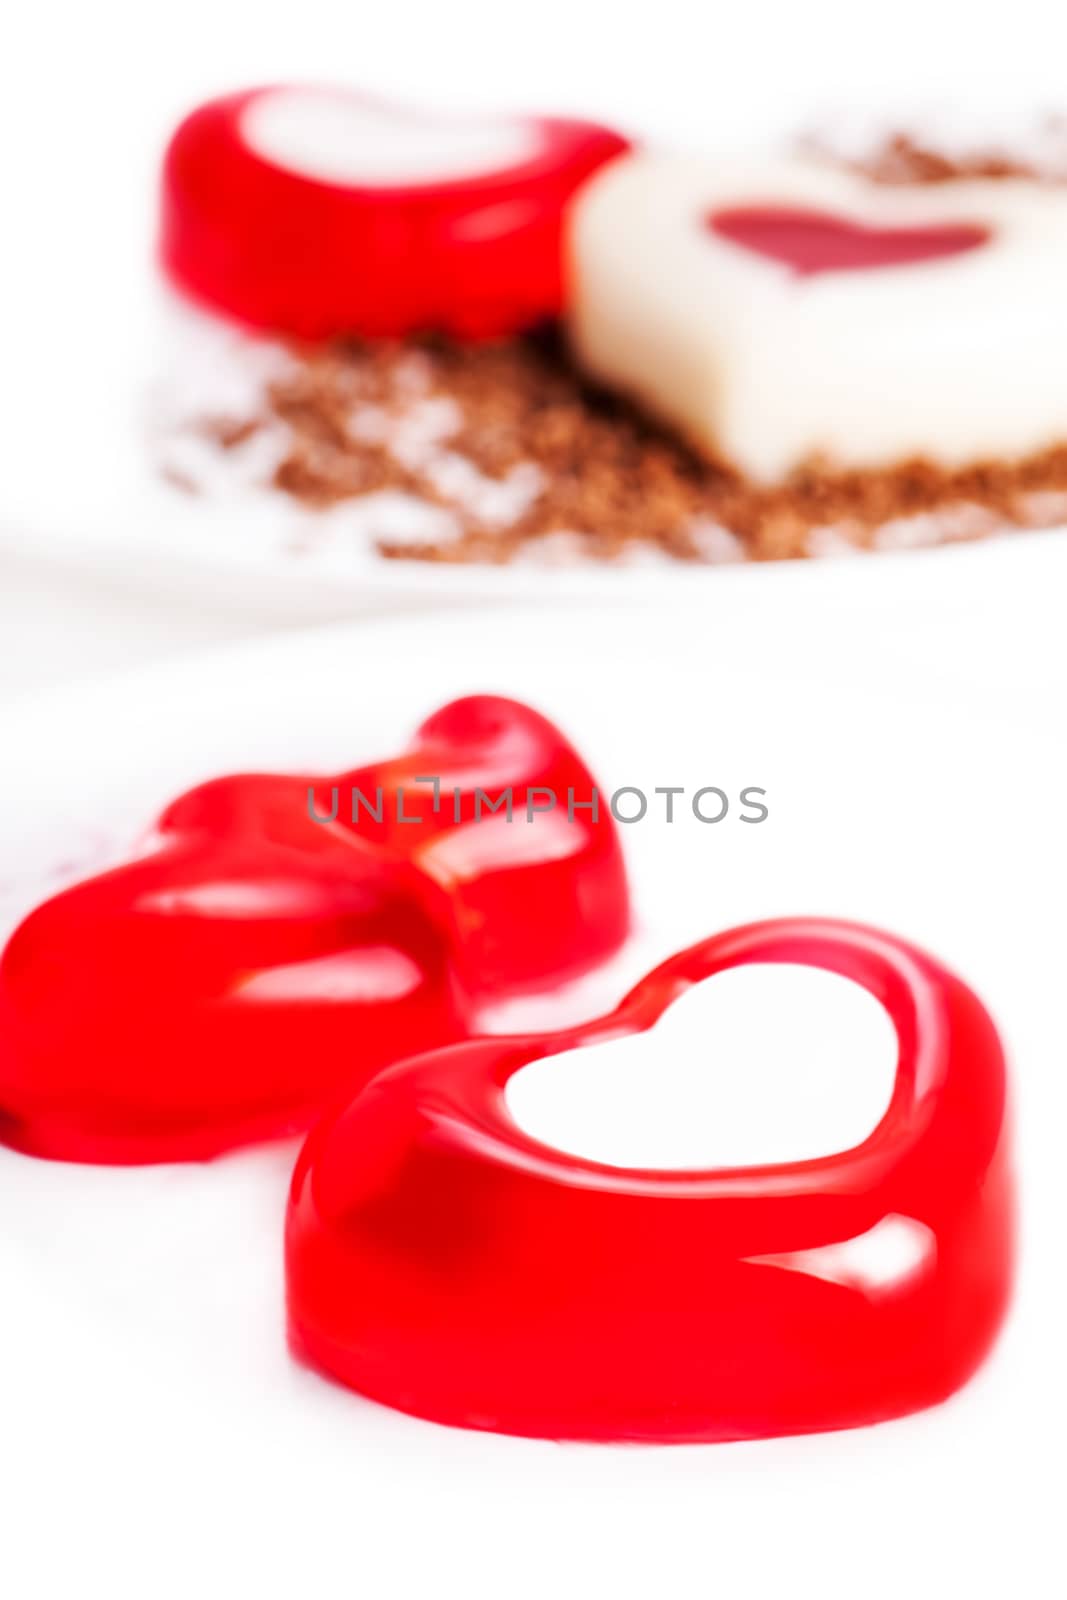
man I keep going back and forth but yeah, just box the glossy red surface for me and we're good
[0,697,628,1164]
[287,918,1014,1442]
[161,87,629,338]
[709,205,989,276]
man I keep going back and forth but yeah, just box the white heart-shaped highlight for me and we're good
[241,89,543,187]
[505,964,899,1169]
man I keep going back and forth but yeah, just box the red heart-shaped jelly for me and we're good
[709,205,989,276]
[162,87,630,338]
[287,918,1014,1442]
[0,697,628,1164]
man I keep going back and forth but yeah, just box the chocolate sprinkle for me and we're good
[215,329,1067,565]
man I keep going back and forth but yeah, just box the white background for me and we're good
[3,3,1067,1596]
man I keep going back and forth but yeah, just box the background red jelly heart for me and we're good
[161,87,630,337]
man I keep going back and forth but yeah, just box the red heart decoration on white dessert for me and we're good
[708,204,990,275]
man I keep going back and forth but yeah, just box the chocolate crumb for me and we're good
[211,329,1067,565]
[807,127,1067,186]
[159,463,201,495]
[199,415,263,450]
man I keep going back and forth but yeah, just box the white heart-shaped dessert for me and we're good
[241,87,544,187]
[505,962,898,1169]
[569,151,1067,480]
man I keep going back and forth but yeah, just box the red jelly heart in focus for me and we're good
[286,918,1014,1443]
[709,205,989,276]
[161,86,630,338]
[0,696,628,1164]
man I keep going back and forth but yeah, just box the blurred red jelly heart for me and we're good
[709,205,989,275]
[0,697,628,1164]
[161,86,630,338]
[287,918,1014,1443]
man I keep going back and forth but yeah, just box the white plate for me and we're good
[0,599,1062,1597]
